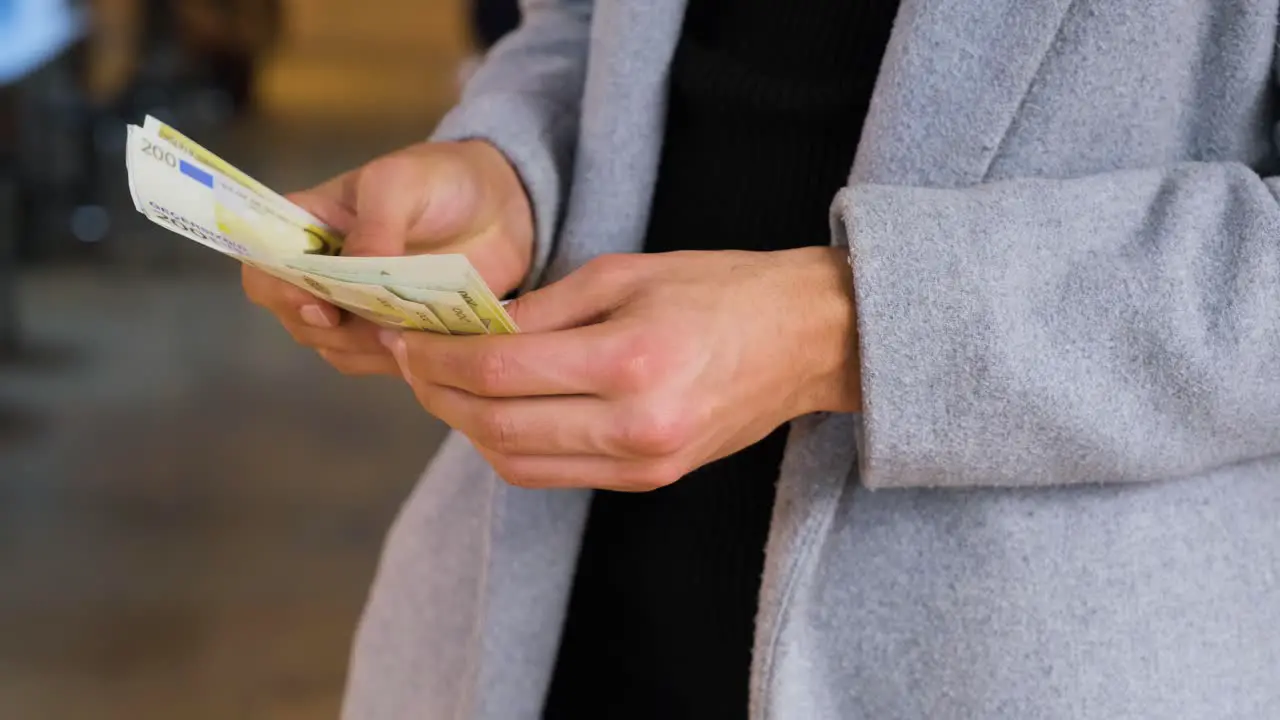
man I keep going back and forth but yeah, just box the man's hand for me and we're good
[379,247,862,491]
[242,140,533,377]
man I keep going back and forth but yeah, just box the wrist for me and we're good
[783,247,862,416]
[463,140,535,241]
[458,140,536,292]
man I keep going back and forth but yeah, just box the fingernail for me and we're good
[300,305,334,328]
[378,329,401,353]
[379,330,412,384]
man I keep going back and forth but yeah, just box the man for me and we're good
[243,1,1280,718]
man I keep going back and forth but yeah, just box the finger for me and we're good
[285,319,391,354]
[503,254,637,333]
[477,450,685,492]
[242,264,313,311]
[317,349,401,377]
[342,162,418,256]
[414,385,676,458]
[388,321,653,398]
[242,265,342,327]
[286,178,357,232]
[343,151,475,257]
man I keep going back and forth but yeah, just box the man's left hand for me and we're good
[380,247,861,491]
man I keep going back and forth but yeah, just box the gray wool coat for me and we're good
[342,1,1280,718]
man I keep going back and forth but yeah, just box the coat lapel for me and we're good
[851,0,1080,187]
[544,0,691,283]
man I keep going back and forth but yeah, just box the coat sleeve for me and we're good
[430,0,592,293]
[834,156,1280,489]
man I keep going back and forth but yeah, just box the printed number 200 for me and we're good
[142,139,177,168]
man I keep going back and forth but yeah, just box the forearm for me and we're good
[835,162,1280,489]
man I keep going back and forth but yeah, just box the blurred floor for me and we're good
[0,115,450,718]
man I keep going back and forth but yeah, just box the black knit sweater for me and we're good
[543,2,900,717]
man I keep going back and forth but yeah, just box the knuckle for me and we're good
[362,153,418,183]
[493,462,539,490]
[475,406,519,453]
[631,460,684,491]
[582,253,633,284]
[619,402,690,457]
[608,332,665,393]
[470,350,512,395]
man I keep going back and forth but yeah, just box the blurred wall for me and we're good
[257,0,472,122]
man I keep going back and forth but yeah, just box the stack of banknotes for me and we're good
[125,116,517,335]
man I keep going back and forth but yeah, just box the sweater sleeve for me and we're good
[430,0,592,293]
[834,159,1280,489]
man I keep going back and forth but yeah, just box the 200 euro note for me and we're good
[125,119,518,335]
[125,124,451,333]
[287,253,518,334]
[246,260,450,333]
[286,255,490,335]
[143,115,344,256]
[127,124,314,259]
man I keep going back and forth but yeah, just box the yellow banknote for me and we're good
[286,254,518,334]
[144,116,344,256]
[388,286,488,335]
[246,261,450,334]
[126,119,514,337]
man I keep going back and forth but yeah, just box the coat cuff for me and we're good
[432,93,577,294]
[831,184,996,489]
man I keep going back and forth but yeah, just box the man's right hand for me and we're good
[242,140,534,377]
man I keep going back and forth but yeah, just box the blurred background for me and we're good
[1,0,516,716]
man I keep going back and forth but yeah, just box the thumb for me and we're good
[505,257,633,333]
[345,150,485,258]
[340,159,428,258]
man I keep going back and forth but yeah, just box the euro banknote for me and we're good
[142,115,345,256]
[125,117,517,336]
